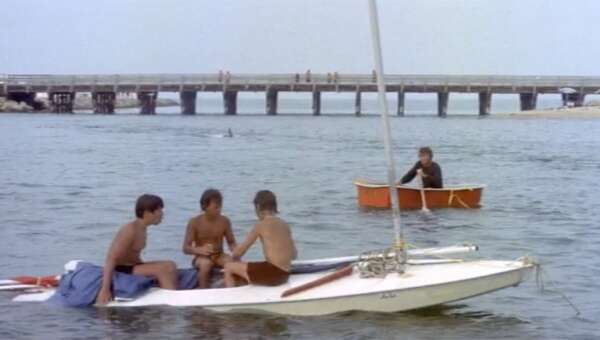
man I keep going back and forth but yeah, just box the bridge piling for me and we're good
[312,91,321,116]
[562,93,585,107]
[92,92,116,114]
[138,92,157,115]
[223,91,237,115]
[7,92,41,110]
[397,92,405,116]
[437,92,449,117]
[49,92,75,113]
[266,89,278,115]
[180,91,197,114]
[519,93,537,111]
[478,92,492,116]
[355,91,362,116]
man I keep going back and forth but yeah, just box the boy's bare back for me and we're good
[256,216,297,271]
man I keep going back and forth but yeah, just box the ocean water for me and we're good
[0,100,599,339]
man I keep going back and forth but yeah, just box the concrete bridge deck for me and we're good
[2,73,600,115]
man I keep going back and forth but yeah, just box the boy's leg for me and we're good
[132,261,178,289]
[194,256,214,289]
[214,253,232,267]
[224,261,249,288]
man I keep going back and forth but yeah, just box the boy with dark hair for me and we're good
[96,194,178,305]
[224,190,297,287]
[183,189,237,288]
[400,146,443,188]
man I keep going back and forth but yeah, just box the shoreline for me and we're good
[0,96,179,113]
[498,105,600,118]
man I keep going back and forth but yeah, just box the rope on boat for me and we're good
[357,248,405,278]
[534,263,581,316]
[447,190,472,209]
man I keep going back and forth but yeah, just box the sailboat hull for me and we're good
[354,180,485,209]
[14,259,533,316]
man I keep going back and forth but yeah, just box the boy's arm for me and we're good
[232,225,259,260]
[97,226,134,305]
[224,219,237,252]
[400,161,419,184]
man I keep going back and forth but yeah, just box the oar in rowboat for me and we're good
[418,171,431,214]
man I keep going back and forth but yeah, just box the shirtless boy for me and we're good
[96,194,178,305]
[224,190,297,287]
[183,189,237,288]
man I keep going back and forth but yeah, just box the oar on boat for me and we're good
[281,265,353,298]
[418,171,431,213]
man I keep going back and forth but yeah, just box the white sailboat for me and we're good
[13,255,534,316]
[10,0,536,315]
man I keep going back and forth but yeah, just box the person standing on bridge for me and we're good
[399,147,443,188]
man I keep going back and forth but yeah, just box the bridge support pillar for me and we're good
[519,93,537,111]
[312,91,321,116]
[354,91,361,116]
[92,92,116,114]
[397,91,405,116]
[7,92,45,110]
[562,93,585,107]
[223,91,238,115]
[49,92,75,113]
[138,92,157,115]
[478,92,492,116]
[180,91,197,114]
[266,89,278,115]
[437,92,449,117]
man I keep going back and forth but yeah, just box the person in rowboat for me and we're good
[183,189,237,288]
[223,190,297,287]
[96,194,178,305]
[400,146,443,188]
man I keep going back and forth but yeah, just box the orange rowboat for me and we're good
[354,179,485,210]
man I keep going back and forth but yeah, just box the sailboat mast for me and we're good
[367,0,406,266]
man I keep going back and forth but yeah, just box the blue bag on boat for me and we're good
[49,262,155,307]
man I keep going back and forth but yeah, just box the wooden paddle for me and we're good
[418,171,431,213]
[281,265,353,298]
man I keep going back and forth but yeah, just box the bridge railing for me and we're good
[3,73,600,88]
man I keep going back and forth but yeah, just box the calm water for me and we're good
[1,103,599,339]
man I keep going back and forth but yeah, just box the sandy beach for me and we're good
[501,104,600,118]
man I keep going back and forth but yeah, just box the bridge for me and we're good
[2,73,600,115]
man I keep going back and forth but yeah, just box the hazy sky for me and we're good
[2,0,599,75]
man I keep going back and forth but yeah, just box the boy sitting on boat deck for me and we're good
[224,190,297,287]
[400,146,443,188]
[96,194,178,305]
[183,189,237,288]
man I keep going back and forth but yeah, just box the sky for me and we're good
[1,0,599,76]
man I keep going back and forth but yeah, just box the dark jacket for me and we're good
[400,161,443,188]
